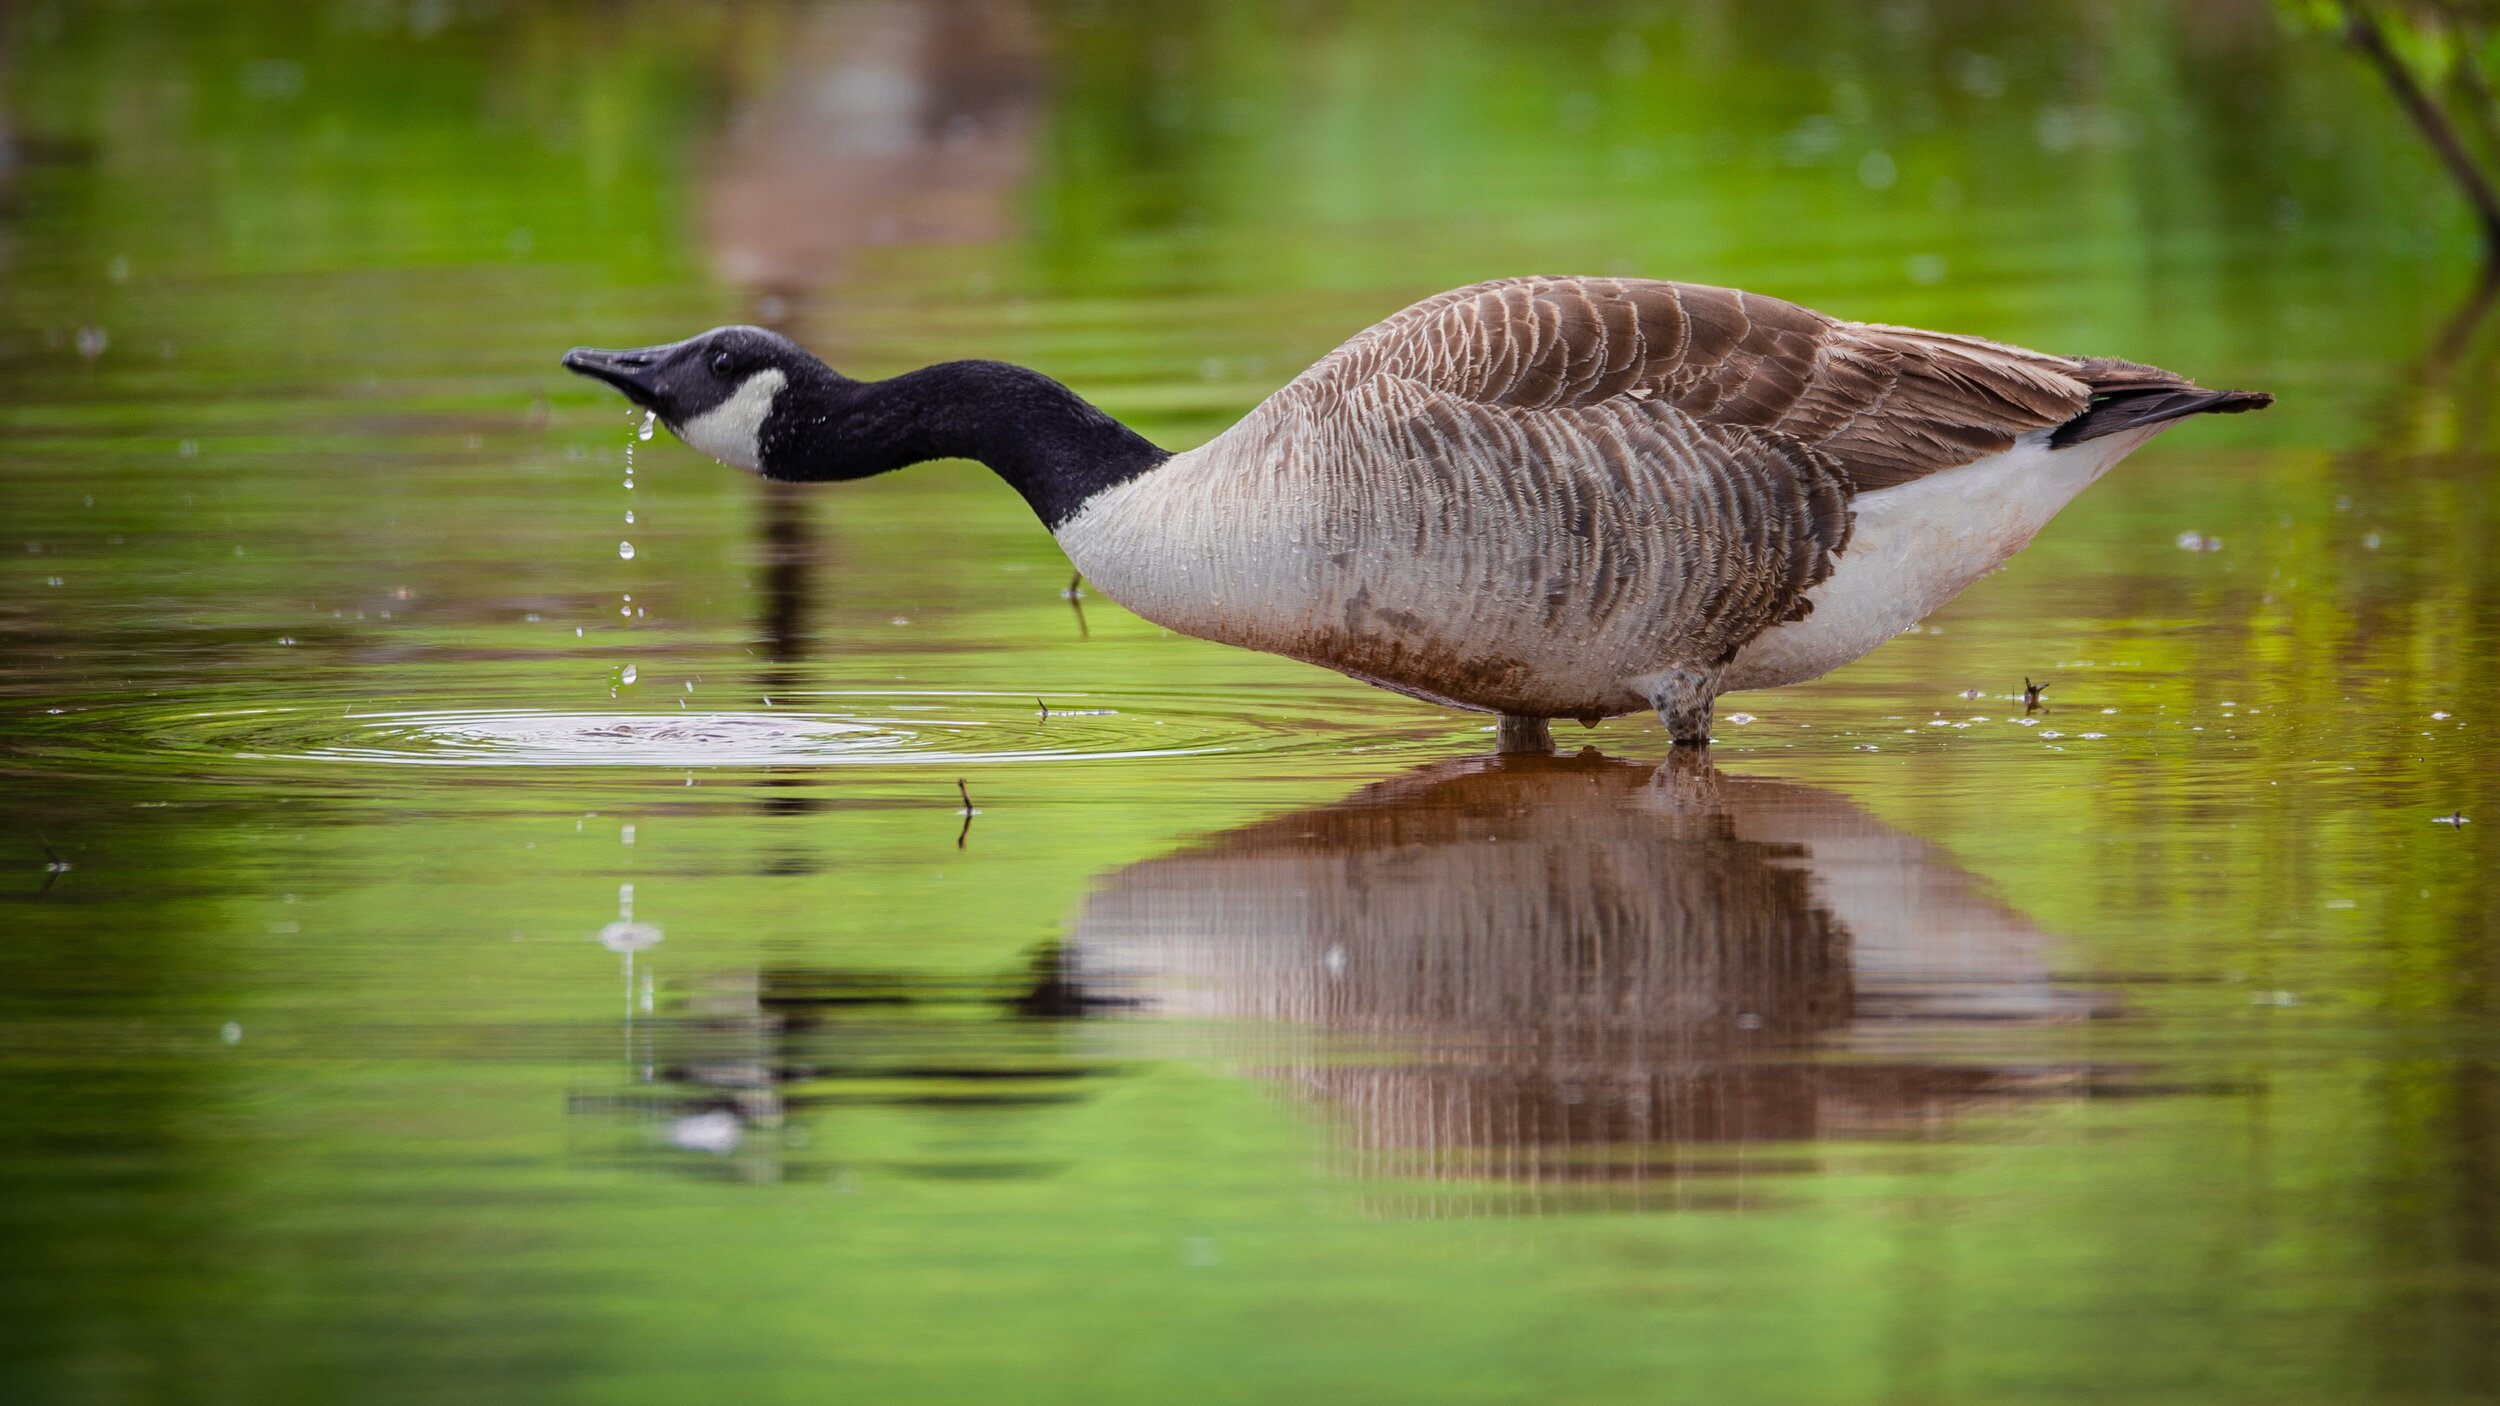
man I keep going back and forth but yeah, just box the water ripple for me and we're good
[6,690,1449,778]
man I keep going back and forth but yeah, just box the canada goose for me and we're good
[564,277,2269,746]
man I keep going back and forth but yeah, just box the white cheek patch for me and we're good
[675,367,787,473]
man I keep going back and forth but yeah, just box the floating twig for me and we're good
[955,778,977,849]
[1036,697,1050,721]
[1063,573,1089,640]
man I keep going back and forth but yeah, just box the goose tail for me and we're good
[2050,358,2272,447]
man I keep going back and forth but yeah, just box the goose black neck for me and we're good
[768,360,1168,529]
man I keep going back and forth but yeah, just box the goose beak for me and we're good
[562,344,672,406]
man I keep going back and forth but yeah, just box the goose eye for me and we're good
[710,351,734,376]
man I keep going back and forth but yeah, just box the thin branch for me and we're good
[2346,0,2500,263]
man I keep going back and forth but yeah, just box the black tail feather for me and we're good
[2050,386,2273,447]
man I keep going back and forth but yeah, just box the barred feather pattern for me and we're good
[1055,276,2217,719]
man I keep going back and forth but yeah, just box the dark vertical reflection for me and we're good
[691,0,1046,850]
[1066,752,2102,1205]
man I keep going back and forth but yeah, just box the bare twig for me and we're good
[955,778,976,849]
[1036,697,1051,721]
[2346,0,2500,263]
[2023,678,2049,711]
[1062,573,1089,640]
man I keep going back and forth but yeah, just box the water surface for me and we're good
[3,3,2497,1402]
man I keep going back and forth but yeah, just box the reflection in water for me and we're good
[568,949,1116,1184]
[701,0,1040,311]
[699,2,1048,840]
[1067,753,2104,1201]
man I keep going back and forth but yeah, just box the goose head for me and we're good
[563,326,844,477]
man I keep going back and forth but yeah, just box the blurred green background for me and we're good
[2,2,2496,1403]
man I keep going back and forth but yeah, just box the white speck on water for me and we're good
[2434,812,2471,827]
[668,1110,741,1156]
[277,636,295,645]
[2361,532,2381,550]
[2325,898,2357,910]
[2079,731,2105,739]
[220,1022,242,1045]
[45,576,62,587]
[2432,711,2453,720]
[624,510,634,525]
[2251,990,2300,1007]
[2175,531,2222,552]
[599,919,662,954]
[637,410,656,442]
[618,541,635,560]
[682,682,693,694]
[891,616,910,626]
[620,824,636,846]
[620,665,638,685]
[2039,730,2063,739]
[1323,945,1347,976]
[1726,712,1757,725]
[73,325,108,362]
[575,627,584,637]
[178,439,199,456]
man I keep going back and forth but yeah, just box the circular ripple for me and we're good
[293,710,912,767]
[8,691,1450,778]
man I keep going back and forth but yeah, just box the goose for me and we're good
[563,277,2269,747]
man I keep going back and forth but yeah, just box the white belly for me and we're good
[1721,428,2151,693]
[1058,425,2156,712]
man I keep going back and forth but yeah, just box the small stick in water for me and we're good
[1063,573,1089,640]
[34,832,68,900]
[2023,677,2049,711]
[1036,697,1050,721]
[955,779,977,849]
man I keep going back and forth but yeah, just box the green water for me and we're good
[4,1,2497,1401]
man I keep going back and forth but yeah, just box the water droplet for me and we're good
[623,510,634,524]
[638,410,656,442]
[73,326,108,362]
[220,1022,243,1045]
[620,665,638,685]
[618,541,635,560]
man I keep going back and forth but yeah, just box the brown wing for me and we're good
[1300,276,2100,491]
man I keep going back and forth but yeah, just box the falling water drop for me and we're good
[621,664,639,685]
[624,510,634,525]
[618,541,636,560]
[638,410,656,442]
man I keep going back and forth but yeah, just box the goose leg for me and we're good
[1495,714,1554,753]
[1629,666,1721,747]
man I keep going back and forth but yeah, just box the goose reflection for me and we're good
[1064,751,2102,1192]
